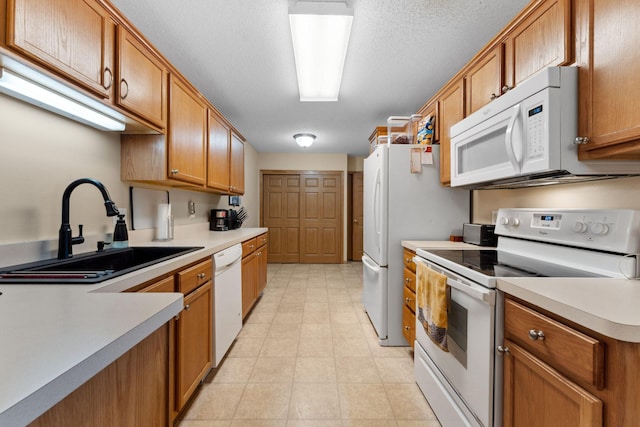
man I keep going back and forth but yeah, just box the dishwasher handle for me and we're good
[214,243,243,273]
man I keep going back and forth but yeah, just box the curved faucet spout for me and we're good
[58,178,120,259]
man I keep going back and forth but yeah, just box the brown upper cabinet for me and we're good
[575,0,640,160]
[116,25,168,130]
[207,111,232,192]
[437,78,465,186]
[6,0,116,99]
[206,112,245,195]
[168,75,207,185]
[229,132,245,195]
[464,45,503,116]
[503,0,572,91]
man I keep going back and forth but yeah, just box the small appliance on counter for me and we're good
[462,223,497,246]
[210,207,247,231]
[210,209,228,231]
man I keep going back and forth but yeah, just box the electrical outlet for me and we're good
[188,201,196,219]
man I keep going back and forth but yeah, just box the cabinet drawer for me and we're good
[257,233,268,247]
[403,249,416,273]
[504,299,604,389]
[402,305,415,348]
[140,276,175,293]
[177,258,212,295]
[404,268,416,293]
[242,238,257,256]
[403,285,416,313]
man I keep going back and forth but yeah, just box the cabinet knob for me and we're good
[103,67,113,90]
[170,169,179,175]
[197,272,206,279]
[404,325,411,331]
[405,258,411,263]
[405,297,412,303]
[528,329,545,341]
[502,85,513,94]
[574,136,590,145]
[184,304,191,311]
[405,278,411,283]
[490,93,498,100]
[497,345,510,355]
[120,78,129,99]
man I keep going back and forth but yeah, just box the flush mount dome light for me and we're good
[294,133,316,148]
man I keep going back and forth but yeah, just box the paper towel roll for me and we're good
[155,203,171,240]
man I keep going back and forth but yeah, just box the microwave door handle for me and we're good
[505,104,522,172]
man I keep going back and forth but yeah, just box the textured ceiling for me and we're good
[109,0,529,157]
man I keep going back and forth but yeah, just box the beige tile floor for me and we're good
[178,263,442,427]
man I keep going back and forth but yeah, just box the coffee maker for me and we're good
[209,209,228,231]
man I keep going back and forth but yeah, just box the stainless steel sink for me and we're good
[0,246,204,284]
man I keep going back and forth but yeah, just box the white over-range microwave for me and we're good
[449,66,639,189]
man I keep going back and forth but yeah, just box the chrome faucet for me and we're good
[57,178,119,259]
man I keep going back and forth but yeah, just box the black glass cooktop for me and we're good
[426,249,602,278]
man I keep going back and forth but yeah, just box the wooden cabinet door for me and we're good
[7,0,115,98]
[262,174,301,263]
[207,111,231,191]
[176,281,212,409]
[230,133,245,194]
[300,173,343,264]
[438,79,465,186]
[503,0,572,89]
[351,172,364,261]
[241,253,257,318]
[576,0,640,159]
[168,76,207,185]
[418,100,439,144]
[465,44,503,115]
[116,26,168,129]
[256,244,268,294]
[503,340,603,427]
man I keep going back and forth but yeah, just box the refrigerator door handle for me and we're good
[373,168,381,242]
[362,254,381,272]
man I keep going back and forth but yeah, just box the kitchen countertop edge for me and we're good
[0,227,268,425]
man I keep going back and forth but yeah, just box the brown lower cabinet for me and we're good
[133,257,213,423]
[28,324,169,427]
[402,248,416,348]
[502,296,640,427]
[242,233,268,319]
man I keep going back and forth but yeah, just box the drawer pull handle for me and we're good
[497,345,510,355]
[120,78,129,99]
[528,329,545,341]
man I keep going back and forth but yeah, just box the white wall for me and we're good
[0,95,127,244]
[0,94,262,259]
[258,152,349,261]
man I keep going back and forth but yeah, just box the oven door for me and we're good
[414,256,498,427]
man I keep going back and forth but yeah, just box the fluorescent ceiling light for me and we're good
[294,133,316,147]
[289,1,353,101]
[0,67,126,131]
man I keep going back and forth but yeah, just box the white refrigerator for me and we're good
[362,144,469,346]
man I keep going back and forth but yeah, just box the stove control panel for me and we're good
[495,208,640,254]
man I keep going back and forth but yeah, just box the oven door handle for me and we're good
[446,277,495,306]
[414,256,495,306]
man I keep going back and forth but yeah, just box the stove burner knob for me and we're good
[590,222,610,235]
[572,221,588,233]
[499,217,520,227]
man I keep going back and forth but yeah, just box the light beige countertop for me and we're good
[498,277,640,343]
[401,240,483,251]
[0,224,266,426]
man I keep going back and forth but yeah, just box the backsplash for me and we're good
[473,176,640,224]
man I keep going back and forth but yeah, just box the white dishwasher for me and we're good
[212,243,243,367]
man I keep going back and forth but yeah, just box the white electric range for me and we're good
[413,208,640,427]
